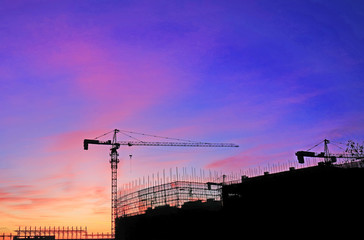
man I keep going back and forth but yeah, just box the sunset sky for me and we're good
[1,0,364,234]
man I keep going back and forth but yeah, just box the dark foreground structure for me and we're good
[116,163,364,239]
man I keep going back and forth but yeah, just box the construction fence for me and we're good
[1,227,113,240]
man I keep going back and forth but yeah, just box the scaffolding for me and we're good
[117,181,221,217]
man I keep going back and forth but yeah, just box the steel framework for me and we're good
[117,180,221,217]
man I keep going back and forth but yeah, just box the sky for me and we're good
[1,0,364,234]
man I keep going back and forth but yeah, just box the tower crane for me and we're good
[83,129,239,236]
[296,139,364,164]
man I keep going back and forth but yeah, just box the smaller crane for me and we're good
[296,139,364,164]
[83,129,239,236]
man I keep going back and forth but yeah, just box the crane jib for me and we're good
[84,139,239,149]
[119,141,239,147]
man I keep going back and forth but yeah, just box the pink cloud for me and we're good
[41,129,103,152]
[205,155,253,169]
[49,43,185,128]
[11,15,190,131]
[204,135,302,171]
[273,90,324,105]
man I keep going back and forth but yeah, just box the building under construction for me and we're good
[117,180,221,218]
[115,160,364,240]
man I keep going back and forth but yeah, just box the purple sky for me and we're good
[1,0,364,233]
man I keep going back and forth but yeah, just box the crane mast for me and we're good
[83,129,239,236]
[109,130,119,236]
